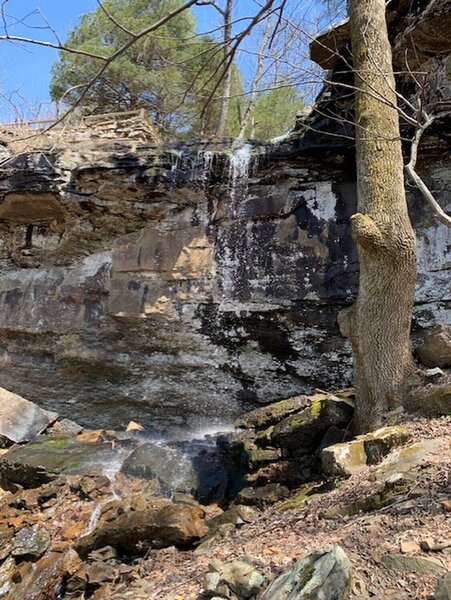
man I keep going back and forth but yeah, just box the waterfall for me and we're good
[170,149,183,171]
[228,143,253,213]
[196,150,214,184]
[168,148,215,186]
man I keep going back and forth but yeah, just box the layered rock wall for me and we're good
[0,140,449,434]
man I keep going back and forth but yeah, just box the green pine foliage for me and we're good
[251,85,304,140]
[50,0,239,137]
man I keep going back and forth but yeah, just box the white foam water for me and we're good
[84,447,133,535]
[228,143,254,216]
[86,502,103,535]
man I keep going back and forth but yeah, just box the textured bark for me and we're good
[216,0,233,137]
[341,0,417,433]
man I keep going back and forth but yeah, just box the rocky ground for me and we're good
[142,414,451,600]
[0,376,449,599]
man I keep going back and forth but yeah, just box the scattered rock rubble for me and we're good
[0,386,449,598]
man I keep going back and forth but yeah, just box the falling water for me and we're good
[228,143,253,213]
[170,149,183,171]
[199,150,214,184]
[86,502,103,535]
[84,448,132,535]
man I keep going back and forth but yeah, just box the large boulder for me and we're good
[321,426,410,477]
[271,396,354,454]
[260,545,351,599]
[203,559,266,599]
[0,434,133,490]
[435,573,451,600]
[417,325,451,368]
[235,396,310,430]
[121,440,228,503]
[0,387,57,445]
[121,442,198,494]
[75,497,208,556]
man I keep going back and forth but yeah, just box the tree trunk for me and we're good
[238,17,272,139]
[216,0,233,137]
[340,0,417,433]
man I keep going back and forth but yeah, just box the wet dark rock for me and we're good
[0,434,135,491]
[121,440,228,503]
[121,442,197,494]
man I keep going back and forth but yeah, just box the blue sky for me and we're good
[0,0,267,121]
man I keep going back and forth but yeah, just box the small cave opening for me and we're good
[24,224,34,249]
[0,192,67,257]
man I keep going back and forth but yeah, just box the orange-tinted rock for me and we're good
[11,549,81,600]
[75,499,208,556]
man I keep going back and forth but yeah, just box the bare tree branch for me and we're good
[195,1,226,17]
[405,112,451,228]
[96,0,136,37]
[0,34,108,59]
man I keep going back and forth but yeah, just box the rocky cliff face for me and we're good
[0,137,449,435]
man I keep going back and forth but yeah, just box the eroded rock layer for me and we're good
[0,139,449,433]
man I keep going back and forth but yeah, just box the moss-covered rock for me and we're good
[322,441,367,477]
[0,434,134,491]
[245,447,282,469]
[276,484,317,512]
[235,396,310,430]
[321,426,410,477]
[271,397,354,454]
[236,483,289,508]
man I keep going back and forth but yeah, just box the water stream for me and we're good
[84,447,134,534]
[228,142,255,216]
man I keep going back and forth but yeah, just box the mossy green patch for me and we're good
[310,399,323,417]
[277,485,315,512]
[31,436,71,451]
